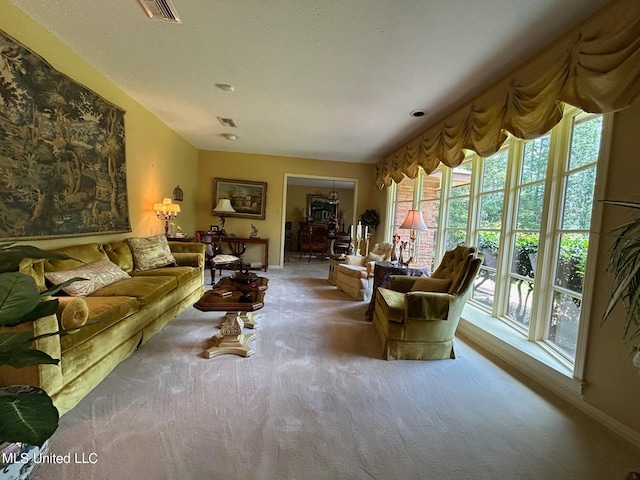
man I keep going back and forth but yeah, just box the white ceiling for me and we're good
[9,0,610,164]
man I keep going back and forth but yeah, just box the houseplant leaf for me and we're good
[0,386,59,446]
[0,244,71,273]
[0,331,59,368]
[0,272,40,326]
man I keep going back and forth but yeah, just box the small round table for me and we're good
[365,261,429,318]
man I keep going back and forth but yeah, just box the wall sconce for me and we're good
[399,209,428,264]
[154,197,181,236]
[212,198,236,232]
[172,185,183,202]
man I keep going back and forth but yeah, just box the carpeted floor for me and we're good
[34,257,640,480]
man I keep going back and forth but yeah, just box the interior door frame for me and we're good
[281,173,359,268]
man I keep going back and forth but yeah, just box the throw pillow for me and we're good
[45,259,130,296]
[127,235,177,271]
[410,277,452,293]
[57,297,90,333]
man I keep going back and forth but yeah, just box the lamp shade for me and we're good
[154,198,180,214]
[399,209,428,231]
[213,198,236,213]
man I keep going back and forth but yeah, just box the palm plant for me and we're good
[601,201,640,348]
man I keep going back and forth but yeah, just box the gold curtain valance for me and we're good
[375,0,640,189]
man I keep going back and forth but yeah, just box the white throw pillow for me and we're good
[45,259,130,296]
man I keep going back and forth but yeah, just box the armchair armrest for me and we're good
[404,291,455,320]
[344,255,366,267]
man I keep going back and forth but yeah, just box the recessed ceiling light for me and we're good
[221,133,238,140]
[216,84,235,92]
[410,109,428,118]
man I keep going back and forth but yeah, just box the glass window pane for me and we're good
[448,197,469,228]
[450,164,472,197]
[473,268,495,309]
[445,229,466,250]
[422,172,442,200]
[562,167,596,230]
[507,277,535,328]
[477,231,500,269]
[416,228,437,271]
[481,150,508,192]
[511,233,538,277]
[548,291,580,358]
[521,135,550,184]
[420,200,439,229]
[516,184,545,230]
[568,116,603,170]
[396,176,414,202]
[555,233,588,293]
[394,202,412,229]
[479,192,504,228]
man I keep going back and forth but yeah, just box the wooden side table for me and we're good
[365,261,429,318]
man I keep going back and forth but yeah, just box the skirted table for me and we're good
[365,261,429,318]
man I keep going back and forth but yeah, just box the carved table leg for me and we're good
[204,314,255,359]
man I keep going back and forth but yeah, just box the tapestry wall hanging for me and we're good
[0,29,130,240]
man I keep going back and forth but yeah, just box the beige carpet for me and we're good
[34,258,640,480]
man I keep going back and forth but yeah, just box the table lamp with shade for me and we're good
[213,198,236,232]
[154,198,180,236]
[399,209,428,264]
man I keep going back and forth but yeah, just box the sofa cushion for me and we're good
[131,266,200,286]
[128,235,177,271]
[59,296,139,353]
[45,243,109,272]
[90,275,178,308]
[410,277,452,293]
[45,259,131,296]
[103,241,134,273]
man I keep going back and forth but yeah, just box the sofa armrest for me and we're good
[0,313,63,395]
[169,242,206,256]
[172,252,204,268]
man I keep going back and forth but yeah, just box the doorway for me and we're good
[281,174,358,268]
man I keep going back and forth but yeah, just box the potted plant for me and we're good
[359,209,380,231]
[601,201,640,366]
[0,243,80,448]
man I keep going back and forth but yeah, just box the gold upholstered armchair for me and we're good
[372,245,483,360]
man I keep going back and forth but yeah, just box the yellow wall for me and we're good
[196,150,381,265]
[583,100,640,435]
[0,0,199,249]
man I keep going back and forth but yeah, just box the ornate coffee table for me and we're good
[194,276,268,359]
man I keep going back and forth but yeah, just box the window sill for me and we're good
[457,304,585,400]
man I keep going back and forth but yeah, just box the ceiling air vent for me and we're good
[217,117,238,128]
[138,0,182,23]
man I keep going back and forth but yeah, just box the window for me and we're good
[387,108,607,371]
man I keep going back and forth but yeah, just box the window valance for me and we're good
[375,0,640,189]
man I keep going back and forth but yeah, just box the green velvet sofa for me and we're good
[0,236,205,416]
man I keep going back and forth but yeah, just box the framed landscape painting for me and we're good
[213,178,267,220]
